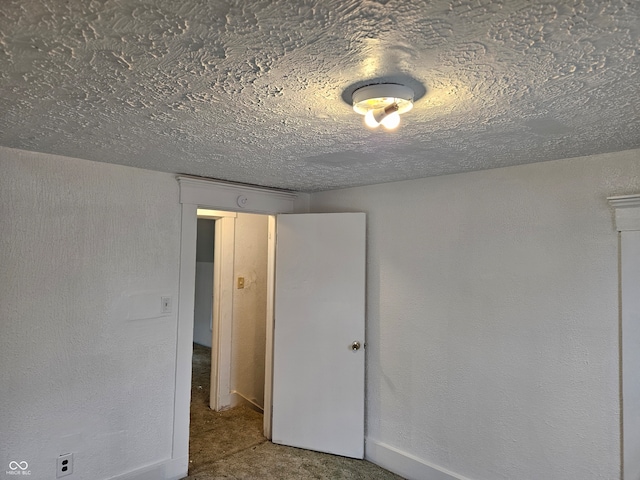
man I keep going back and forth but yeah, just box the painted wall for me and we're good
[309,148,640,480]
[0,147,181,480]
[193,219,214,348]
[230,213,269,410]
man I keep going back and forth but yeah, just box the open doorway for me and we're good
[174,178,366,478]
[223,211,269,413]
[189,210,271,473]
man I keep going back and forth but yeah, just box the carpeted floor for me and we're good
[184,343,404,480]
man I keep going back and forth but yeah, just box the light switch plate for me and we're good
[161,296,172,313]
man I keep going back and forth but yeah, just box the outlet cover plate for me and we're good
[57,453,73,478]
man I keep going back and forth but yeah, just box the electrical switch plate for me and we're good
[237,277,245,289]
[161,296,172,314]
[57,453,73,478]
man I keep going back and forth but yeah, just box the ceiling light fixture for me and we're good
[352,83,414,130]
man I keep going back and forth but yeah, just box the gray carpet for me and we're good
[184,343,404,480]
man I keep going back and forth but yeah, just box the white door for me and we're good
[272,212,366,459]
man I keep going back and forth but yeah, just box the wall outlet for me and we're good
[57,453,73,478]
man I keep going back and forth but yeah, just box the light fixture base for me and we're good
[352,83,414,116]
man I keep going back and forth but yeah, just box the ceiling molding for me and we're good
[608,194,640,232]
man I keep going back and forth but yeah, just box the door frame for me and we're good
[172,176,299,472]
[608,194,640,480]
[195,209,237,412]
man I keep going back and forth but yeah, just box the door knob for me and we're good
[351,341,361,351]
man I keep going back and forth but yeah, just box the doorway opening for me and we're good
[189,209,273,473]
[174,176,366,476]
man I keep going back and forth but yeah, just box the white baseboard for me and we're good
[365,439,472,480]
[230,390,264,413]
[107,456,187,480]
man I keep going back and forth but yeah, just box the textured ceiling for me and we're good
[0,0,639,192]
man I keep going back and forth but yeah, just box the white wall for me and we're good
[0,147,182,480]
[309,148,640,480]
[230,213,269,410]
[193,219,214,348]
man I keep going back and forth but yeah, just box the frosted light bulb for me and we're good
[352,84,413,130]
[364,110,380,128]
[381,112,400,130]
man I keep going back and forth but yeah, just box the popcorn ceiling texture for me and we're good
[0,0,638,191]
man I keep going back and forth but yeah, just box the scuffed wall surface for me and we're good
[0,147,181,479]
[310,148,640,480]
[231,213,268,409]
[0,0,638,191]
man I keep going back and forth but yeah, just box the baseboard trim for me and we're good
[365,439,472,480]
[230,390,264,413]
[107,456,187,480]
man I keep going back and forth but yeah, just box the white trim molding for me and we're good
[263,215,277,439]
[365,439,472,480]
[195,208,237,412]
[177,176,297,213]
[211,214,236,410]
[172,203,197,466]
[608,193,640,480]
[106,456,187,480]
[609,194,640,231]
